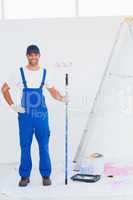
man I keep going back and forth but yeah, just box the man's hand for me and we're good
[1,83,25,113]
[60,95,69,103]
[10,104,25,113]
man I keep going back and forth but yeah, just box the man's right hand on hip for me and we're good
[10,104,25,113]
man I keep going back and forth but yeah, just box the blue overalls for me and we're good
[18,67,51,177]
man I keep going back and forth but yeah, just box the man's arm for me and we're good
[1,82,25,113]
[46,86,66,102]
[1,82,14,105]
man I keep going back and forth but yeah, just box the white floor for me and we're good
[0,164,133,200]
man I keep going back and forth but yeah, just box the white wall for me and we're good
[0,17,123,165]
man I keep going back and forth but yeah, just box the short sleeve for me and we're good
[6,69,23,89]
[45,69,55,88]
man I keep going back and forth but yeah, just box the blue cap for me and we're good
[26,45,40,55]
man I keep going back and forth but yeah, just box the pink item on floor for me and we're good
[104,162,133,176]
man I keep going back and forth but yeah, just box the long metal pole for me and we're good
[65,73,69,185]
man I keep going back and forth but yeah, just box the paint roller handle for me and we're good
[65,73,68,185]
[65,73,68,86]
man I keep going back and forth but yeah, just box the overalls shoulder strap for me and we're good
[40,68,46,88]
[20,67,27,88]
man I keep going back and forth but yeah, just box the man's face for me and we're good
[27,53,40,66]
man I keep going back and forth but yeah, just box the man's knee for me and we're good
[20,142,31,151]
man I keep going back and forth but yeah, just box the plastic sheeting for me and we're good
[1,166,133,199]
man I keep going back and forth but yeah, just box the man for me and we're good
[1,45,66,187]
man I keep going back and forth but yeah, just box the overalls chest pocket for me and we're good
[21,88,46,110]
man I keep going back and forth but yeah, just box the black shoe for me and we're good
[19,177,30,187]
[42,176,52,186]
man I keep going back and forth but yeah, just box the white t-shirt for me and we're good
[7,66,54,105]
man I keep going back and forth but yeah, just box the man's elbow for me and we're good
[1,83,10,94]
